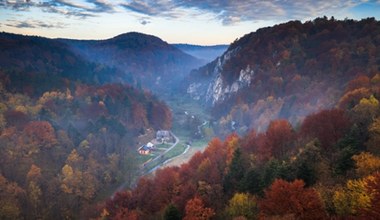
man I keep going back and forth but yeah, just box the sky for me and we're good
[1,0,380,45]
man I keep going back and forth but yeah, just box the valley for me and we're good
[1,17,380,219]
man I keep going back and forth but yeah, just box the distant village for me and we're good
[138,130,174,155]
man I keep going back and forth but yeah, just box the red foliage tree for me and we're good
[113,207,139,220]
[240,129,257,153]
[345,75,370,92]
[151,167,179,210]
[104,191,133,218]
[183,196,215,220]
[300,109,351,152]
[23,121,57,148]
[262,119,295,159]
[150,102,172,130]
[259,179,326,219]
[4,110,29,129]
[256,133,272,163]
[132,177,158,214]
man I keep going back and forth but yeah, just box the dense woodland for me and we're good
[189,17,380,136]
[101,74,380,219]
[0,75,172,218]
[1,17,380,219]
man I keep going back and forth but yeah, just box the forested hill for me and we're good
[0,32,123,96]
[0,32,173,219]
[187,17,380,134]
[61,32,202,91]
[101,54,380,220]
[0,31,202,94]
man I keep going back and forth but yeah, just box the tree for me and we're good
[151,167,179,211]
[333,176,372,216]
[264,119,295,159]
[367,118,380,155]
[113,207,139,220]
[26,164,43,218]
[259,179,326,219]
[300,109,351,153]
[293,142,324,186]
[239,169,262,195]
[164,204,181,220]
[345,75,370,92]
[352,152,380,177]
[359,172,380,218]
[225,193,257,219]
[0,174,25,219]
[351,95,379,128]
[183,197,215,220]
[23,121,57,148]
[223,148,246,194]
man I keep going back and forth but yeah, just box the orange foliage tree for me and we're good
[360,172,380,218]
[23,121,57,148]
[259,179,326,219]
[183,196,215,220]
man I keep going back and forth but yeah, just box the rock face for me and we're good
[206,64,254,105]
[186,18,380,134]
[187,46,252,106]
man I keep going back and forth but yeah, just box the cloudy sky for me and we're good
[1,0,380,45]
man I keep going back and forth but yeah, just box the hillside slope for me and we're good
[0,32,174,219]
[62,32,202,91]
[173,44,228,63]
[187,17,380,133]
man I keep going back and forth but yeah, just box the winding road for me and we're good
[142,131,179,174]
[112,131,180,195]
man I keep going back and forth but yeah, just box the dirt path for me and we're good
[162,145,207,168]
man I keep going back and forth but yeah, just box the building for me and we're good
[138,145,151,155]
[138,142,155,155]
[156,130,172,143]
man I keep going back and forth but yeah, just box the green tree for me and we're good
[367,118,380,155]
[164,204,181,220]
[224,148,246,194]
[240,169,263,195]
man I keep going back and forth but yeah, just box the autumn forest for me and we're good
[1,17,380,220]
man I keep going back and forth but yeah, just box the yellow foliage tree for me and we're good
[333,176,373,216]
[61,164,75,194]
[225,193,257,219]
[353,95,379,120]
[352,152,380,177]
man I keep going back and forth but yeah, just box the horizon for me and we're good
[1,1,380,45]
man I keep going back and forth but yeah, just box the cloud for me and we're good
[1,0,377,25]
[120,0,373,24]
[140,19,150,25]
[5,19,67,29]
[120,0,184,18]
[1,0,114,18]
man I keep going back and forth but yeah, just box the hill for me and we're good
[0,32,122,96]
[173,44,228,63]
[61,32,202,91]
[0,32,202,95]
[0,32,173,218]
[99,62,380,219]
[187,17,380,134]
